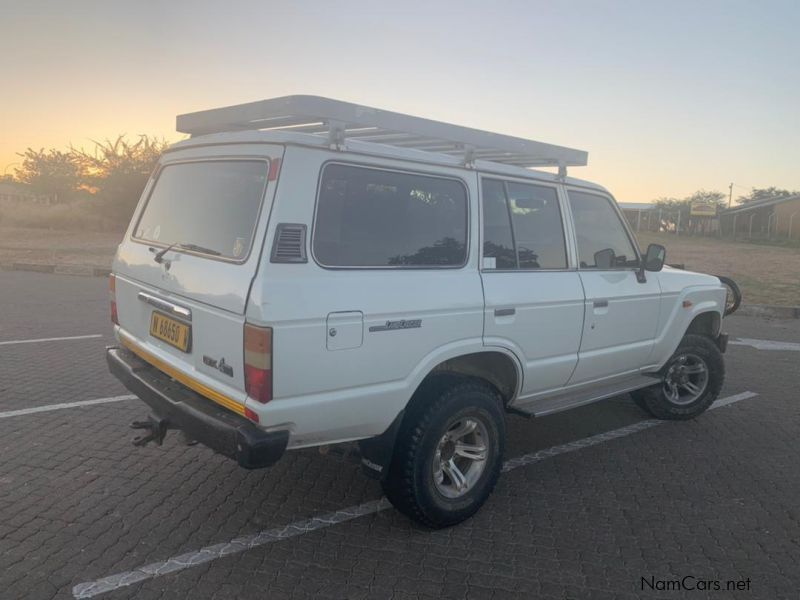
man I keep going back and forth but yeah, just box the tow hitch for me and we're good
[130,415,170,447]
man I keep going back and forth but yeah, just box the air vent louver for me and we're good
[270,223,307,263]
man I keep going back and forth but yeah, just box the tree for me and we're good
[71,135,169,220]
[14,148,84,202]
[686,189,726,208]
[737,187,799,204]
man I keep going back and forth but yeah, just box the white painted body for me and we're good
[113,129,727,451]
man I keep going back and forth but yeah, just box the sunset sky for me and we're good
[2,0,798,202]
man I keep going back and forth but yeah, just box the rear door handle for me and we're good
[494,308,515,317]
[593,299,609,308]
[138,291,192,321]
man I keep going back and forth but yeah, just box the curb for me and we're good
[11,262,55,274]
[735,304,800,319]
[5,262,111,278]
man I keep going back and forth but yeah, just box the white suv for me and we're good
[108,96,730,528]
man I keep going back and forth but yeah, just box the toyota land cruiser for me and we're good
[107,96,730,528]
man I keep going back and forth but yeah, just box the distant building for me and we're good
[618,202,658,232]
[719,195,800,240]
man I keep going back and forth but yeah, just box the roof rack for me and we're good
[176,95,587,172]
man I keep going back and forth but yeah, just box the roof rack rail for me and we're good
[176,95,587,171]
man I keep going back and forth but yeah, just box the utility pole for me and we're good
[728,182,733,208]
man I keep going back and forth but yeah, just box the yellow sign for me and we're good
[690,201,718,217]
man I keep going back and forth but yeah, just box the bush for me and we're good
[8,135,168,230]
[72,135,167,223]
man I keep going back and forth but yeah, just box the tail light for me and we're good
[109,274,119,325]
[244,323,272,403]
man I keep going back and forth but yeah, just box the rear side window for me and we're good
[481,179,516,269]
[313,164,468,267]
[568,190,639,269]
[134,160,268,260]
[481,178,567,270]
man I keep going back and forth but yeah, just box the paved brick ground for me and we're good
[1,271,798,599]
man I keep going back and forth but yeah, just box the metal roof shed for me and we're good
[719,195,800,239]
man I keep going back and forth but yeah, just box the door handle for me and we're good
[138,291,192,321]
[593,299,609,308]
[494,308,515,317]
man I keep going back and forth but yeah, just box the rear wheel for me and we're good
[631,333,724,420]
[382,378,505,528]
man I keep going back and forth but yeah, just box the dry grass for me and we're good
[637,232,800,306]
[0,226,121,267]
[0,199,119,232]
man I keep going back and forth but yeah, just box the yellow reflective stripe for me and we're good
[121,337,245,416]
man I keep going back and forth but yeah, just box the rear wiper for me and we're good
[149,242,221,263]
[176,243,222,256]
[150,243,177,264]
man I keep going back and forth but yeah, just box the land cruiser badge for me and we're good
[369,319,422,333]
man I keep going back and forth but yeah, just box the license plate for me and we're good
[149,311,191,352]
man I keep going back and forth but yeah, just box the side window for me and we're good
[481,179,516,269]
[313,164,467,267]
[568,190,639,269]
[506,183,567,269]
[481,178,567,270]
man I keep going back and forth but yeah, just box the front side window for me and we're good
[313,164,467,267]
[568,190,639,269]
[481,179,567,270]
[134,160,268,260]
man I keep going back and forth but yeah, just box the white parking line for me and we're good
[0,334,103,346]
[0,395,135,420]
[730,338,800,352]
[71,390,758,599]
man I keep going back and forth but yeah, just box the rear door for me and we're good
[113,145,283,406]
[565,188,661,384]
[249,152,485,444]
[479,177,585,396]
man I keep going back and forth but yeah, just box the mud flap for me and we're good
[357,410,405,481]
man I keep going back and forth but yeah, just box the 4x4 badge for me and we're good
[369,319,422,333]
[203,355,234,377]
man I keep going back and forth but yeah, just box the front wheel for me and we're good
[631,333,725,420]
[381,378,505,528]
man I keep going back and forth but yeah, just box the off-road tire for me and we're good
[717,275,742,316]
[381,377,505,528]
[631,333,724,420]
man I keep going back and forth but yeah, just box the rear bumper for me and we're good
[107,346,288,469]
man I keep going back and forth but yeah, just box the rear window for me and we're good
[134,160,268,261]
[313,164,468,267]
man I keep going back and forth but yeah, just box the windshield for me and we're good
[134,160,269,261]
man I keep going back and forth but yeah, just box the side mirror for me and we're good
[593,248,616,269]
[644,244,666,272]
